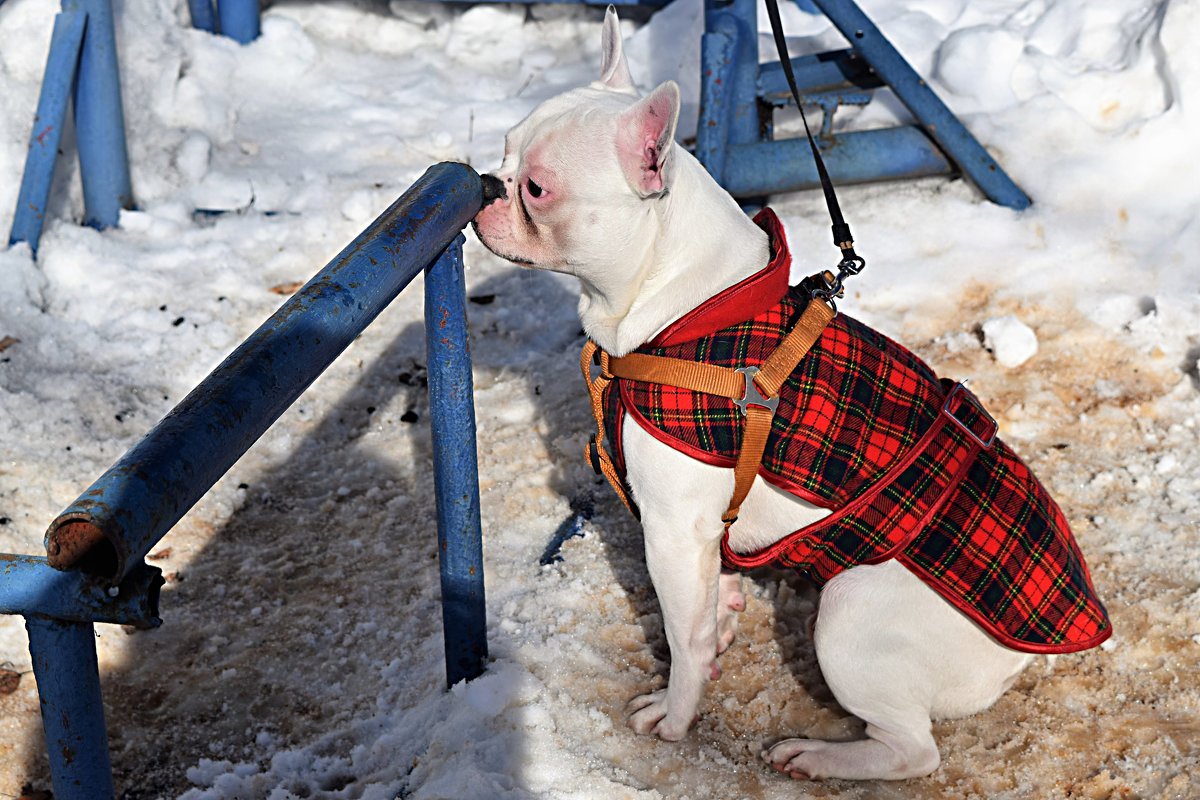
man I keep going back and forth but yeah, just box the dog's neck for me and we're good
[577,149,771,356]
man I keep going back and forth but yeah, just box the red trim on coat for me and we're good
[648,209,792,348]
[895,552,1114,654]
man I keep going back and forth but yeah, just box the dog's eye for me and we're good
[526,179,544,199]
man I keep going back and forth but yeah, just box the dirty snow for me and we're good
[1,0,1198,797]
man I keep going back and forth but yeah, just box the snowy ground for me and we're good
[1,0,1198,797]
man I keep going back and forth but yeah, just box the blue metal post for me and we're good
[725,0,761,149]
[64,0,134,229]
[8,11,87,253]
[188,0,217,34]
[424,235,488,687]
[46,163,483,586]
[217,0,260,44]
[805,0,1031,208]
[25,617,115,800]
[696,19,735,182]
[696,0,760,185]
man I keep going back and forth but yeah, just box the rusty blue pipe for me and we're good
[425,235,487,686]
[8,10,86,254]
[218,0,260,44]
[187,0,216,33]
[26,617,115,800]
[0,554,161,628]
[65,0,135,229]
[46,162,483,585]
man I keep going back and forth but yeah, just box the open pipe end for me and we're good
[46,516,122,582]
[123,562,165,629]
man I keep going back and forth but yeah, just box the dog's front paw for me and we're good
[627,690,696,741]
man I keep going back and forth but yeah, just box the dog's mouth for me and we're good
[470,220,537,267]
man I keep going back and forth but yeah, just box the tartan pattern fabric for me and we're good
[621,285,947,511]
[598,279,1111,654]
[717,382,986,585]
[898,439,1109,651]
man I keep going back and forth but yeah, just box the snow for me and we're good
[0,0,1197,797]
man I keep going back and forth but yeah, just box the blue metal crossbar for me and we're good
[8,0,134,256]
[698,0,1031,208]
[1,162,488,797]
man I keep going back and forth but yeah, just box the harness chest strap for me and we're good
[580,341,639,517]
[582,292,837,528]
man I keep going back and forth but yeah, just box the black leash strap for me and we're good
[763,0,865,301]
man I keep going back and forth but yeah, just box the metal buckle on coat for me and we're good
[942,382,998,448]
[734,367,780,416]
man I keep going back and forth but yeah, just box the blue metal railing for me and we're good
[0,162,488,799]
[696,0,1031,208]
[9,0,133,256]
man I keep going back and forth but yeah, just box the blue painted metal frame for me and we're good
[3,161,490,794]
[0,555,162,628]
[45,163,483,587]
[67,0,134,227]
[218,0,260,44]
[805,0,1030,208]
[7,11,86,253]
[425,235,488,687]
[187,0,217,34]
[696,0,1030,208]
[27,618,116,800]
[0,556,161,800]
[9,0,134,256]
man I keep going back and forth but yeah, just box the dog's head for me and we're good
[472,7,681,294]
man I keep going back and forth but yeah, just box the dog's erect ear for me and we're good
[616,80,680,196]
[599,5,636,93]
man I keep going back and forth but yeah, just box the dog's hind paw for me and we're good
[762,735,940,781]
[763,739,821,780]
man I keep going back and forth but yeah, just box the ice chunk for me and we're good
[982,315,1039,368]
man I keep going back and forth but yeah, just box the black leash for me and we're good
[762,0,865,302]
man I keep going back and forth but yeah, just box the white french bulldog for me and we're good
[472,9,1033,781]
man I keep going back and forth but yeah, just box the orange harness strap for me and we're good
[583,287,835,529]
[580,340,638,516]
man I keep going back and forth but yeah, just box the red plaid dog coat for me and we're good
[593,209,1111,655]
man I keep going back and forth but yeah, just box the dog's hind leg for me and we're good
[717,569,745,655]
[764,560,1031,780]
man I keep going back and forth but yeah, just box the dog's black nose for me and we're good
[481,174,508,206]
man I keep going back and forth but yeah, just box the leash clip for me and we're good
[734,367,779,417]
[810,250,867,309]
